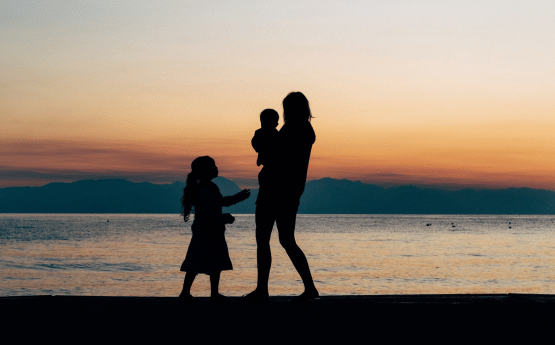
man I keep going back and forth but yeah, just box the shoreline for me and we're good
[2,292,555,301]
[3,294,554,342]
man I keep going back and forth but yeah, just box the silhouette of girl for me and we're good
[179,156,250,302]
[244,92,319,302]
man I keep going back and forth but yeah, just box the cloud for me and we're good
[2,138,554,191]
[226,177,260,189]
[0,138,260,187]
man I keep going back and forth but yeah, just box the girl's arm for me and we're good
[222,189,250,207]
[196,185,240,226]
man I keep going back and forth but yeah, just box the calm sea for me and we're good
[1,214,554,297]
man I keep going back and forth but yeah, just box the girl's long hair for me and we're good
[181,156,214,222]
[181,171,198,222]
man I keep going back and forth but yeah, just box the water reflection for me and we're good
[1,214,554,296]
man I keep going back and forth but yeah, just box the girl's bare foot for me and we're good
[241,289,269,301]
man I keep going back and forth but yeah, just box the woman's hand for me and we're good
[223,213,235,224]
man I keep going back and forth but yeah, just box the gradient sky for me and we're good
[2,1,554,189]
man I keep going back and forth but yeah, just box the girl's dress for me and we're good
[180,181,244,275]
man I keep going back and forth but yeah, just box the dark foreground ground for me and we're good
[2,294,554,344]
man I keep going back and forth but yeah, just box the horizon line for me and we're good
[2,176,554,192]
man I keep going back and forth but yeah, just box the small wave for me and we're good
[30,261,155,273]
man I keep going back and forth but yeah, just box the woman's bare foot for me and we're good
[178,292,198,302]
[210,293,232,302]
[291,289,319,302]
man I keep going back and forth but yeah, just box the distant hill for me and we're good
[1,177,555,214]
[298,178,555,214]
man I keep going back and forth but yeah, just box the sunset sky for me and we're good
[2,1,554,190]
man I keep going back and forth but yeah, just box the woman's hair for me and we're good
[283,92,313,124]
[181,156,215,222]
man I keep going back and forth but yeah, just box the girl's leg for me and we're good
[276,210,318,295]
[179,272,197,298]
[210,271,232,301]
[210,271,221,297]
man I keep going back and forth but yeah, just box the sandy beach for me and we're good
[2,294,553,343]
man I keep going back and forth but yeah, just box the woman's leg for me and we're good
[276,209,318,295]
[254,203,275,294]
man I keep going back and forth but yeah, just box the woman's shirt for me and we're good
[276,122,316,200]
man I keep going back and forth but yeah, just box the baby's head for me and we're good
[260,109,279,129]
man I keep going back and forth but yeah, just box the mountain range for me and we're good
[1,177,554,214]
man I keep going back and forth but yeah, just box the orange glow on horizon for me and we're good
[2,2,554,190]
[2,121,555,191]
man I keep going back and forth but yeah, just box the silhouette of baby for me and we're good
[251,109,279,167]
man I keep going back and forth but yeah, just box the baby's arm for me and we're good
[251,130,263,153]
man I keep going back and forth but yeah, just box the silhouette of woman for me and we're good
[244,92,319,302]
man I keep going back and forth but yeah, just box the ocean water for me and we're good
[1,214,554,297]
